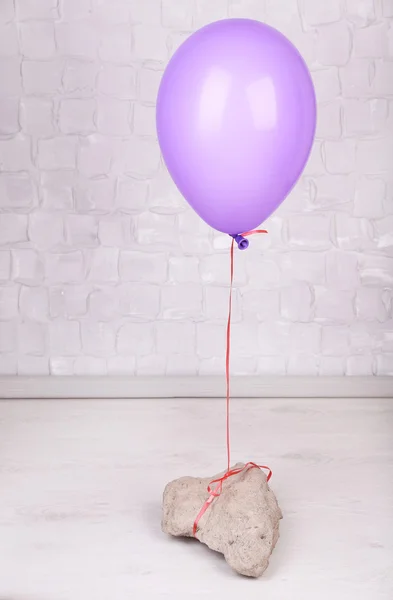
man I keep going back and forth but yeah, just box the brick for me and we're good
[319,356,346,375]
[201,253,246,286]
[22,60,62,94]
[317,22,351,66]
[376,354,393,375]
[81,322,115,356]
[118,283,160,319]
[119,251,166,283]
[345,0,375,26]
[49,285,89,318]
[246,256,281,289]
[0,322,17,352]
[98,215,133,247]
[357,138,393,173]
[258,321,290,355]
[48,321,81,355]
[205,286,242,321]
[342,99,388,136]
[302,0,342,25]
[168,31,191,57]
[136,354,166,375]
[0,58,21,96]
[0,98,19,135]
[314,174,356,210]
[373,322,393,352]
[196,322,225,359]
[0,354,17,375]
[18,322,45,355]
[0,214,28,245]
[76,177,114,218]
[96,98,132,136]
[41,171,74,211]
[360,255,393,285]
[133,104,156,137]
[132,25,168,61]
[229,0,266,19]
[199,357,225,375]
[335,214,374,251]
[20,287,49,321]
[56,21,99,59]
[87,248,119,283]
[45,252,85,283]
[389,24,393,57]
[0,174,36,209]
[287,355,319,376]
[346,355,373,375]
[49,357,75,375]
[321,325,350,355]
[0,0,14,23]
[354,24,386,58]
[340,59,373,97]
[324,140,356,174]
[278,251,326,285]
[281,282,313,322]
[0,285,19,319]
[0,23,18,57]
[20,22,56,59]
[107,356,136,375]
[148,166,185,214]
[117,322,154,355]
[78,135,113,177]
[16,0,59,20]
[161,284,203,319]
[326,250,359,290]
[135,212,177,246]
[168,256,198,284]
[374,216,393,255]
[88,288,119,321]
[38,137,78,170]
[99,25,132,64]
[29,213,64,250]
[356,287,388,322]
[98,65,137,99]
[303,141,325,176]
[166,355,198,376]
[231,320,259,357]
[288,215,332,250]
[74,356,107,375]
[257,356,286,376]
[372,61,393,96]
[20,98,55,136]
[60,0,92,19]
[94,2,130,25]
[116,177,148,214]
[354,178,386,219]
[194,0,228,27]
[289,323,321,354]
[157,321,195,354]
[0,136,32,172]
[266,0,300,30]
[315,288,355,322]
[0,251,10,280]
[138,68,163,104]
[179,209,212,254]
[63,59,99,96]
[315,102,341,139]
[66,215,98,248]
[18,356,49,375]
[162,0,193,28]
[129,0,161,24]
[383,0,393,16]
[59,99,96,134]
[11,249,43,285]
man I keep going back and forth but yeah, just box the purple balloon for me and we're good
[156,19,316,236]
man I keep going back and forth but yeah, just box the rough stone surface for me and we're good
[162,463,283,577]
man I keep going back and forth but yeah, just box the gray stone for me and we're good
[162,462,282,577]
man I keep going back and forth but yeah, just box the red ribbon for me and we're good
[193,229,271,538]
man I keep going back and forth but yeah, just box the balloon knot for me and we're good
[230,234,249,250]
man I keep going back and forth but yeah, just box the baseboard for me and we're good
[0,376,392,399]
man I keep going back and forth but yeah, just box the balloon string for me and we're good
[193,229,269,538]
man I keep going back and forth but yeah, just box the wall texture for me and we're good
[0,0,392,377]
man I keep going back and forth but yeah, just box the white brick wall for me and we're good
[0,0,391,377]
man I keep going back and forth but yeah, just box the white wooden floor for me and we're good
[0,398,392,600]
